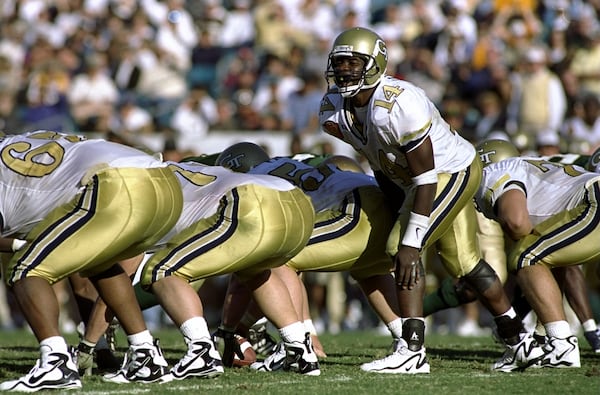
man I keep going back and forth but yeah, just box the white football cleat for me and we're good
[170,337,224,380]
[1,347,81,392]
[103,339,173,384]
[539,336,580,369]
[361,339,430,374]
[492,333,544,372]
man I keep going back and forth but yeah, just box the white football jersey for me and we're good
[476,157,600,226]
[319,76,475,193]
[157,161,296,243]
[0,130,165,237]
[248,157,377,212]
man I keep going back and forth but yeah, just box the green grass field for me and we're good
[0,328,598,394]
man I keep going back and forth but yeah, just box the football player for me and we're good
[318,27,541,373]
[0,130,183,391]
[423,142,600,353]
[474,139,600,368]
[80,160,321,378]
[215,143,406,372]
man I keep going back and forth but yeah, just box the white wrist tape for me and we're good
[11,239,26,252]
[412,169,437,186]
[402,212,430,249]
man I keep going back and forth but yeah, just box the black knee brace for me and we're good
[462,260,498,294]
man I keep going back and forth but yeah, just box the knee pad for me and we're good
[454,278,477,304]
[461,260,498,294]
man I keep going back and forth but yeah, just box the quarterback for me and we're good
[318,27,540,372]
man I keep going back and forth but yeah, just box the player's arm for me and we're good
[395,136,437,289]
[405,136,437,217]
[495,188,532,240]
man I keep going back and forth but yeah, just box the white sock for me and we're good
[581,319,597,332]
[387,318,403,339]
[180,316,210,341]
[279,321,305,343]
[545,321,572,339]
[127,330,153,346]
[40,336,68,354]
[304,319,318,336]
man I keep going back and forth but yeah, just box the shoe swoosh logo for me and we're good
[543,340,574,366]
[402,353,427,372]
[176,346,209,372]
[29,353,68,385]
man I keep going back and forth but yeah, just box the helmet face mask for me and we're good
[215,142,270,173]
[476,139,520,167]
[326,27,387,98]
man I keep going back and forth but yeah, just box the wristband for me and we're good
[412,169,437,186]
[11,239,26,252]
[401,212,429,249]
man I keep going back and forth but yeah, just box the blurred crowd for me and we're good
[0,0,599,158]
[1,0,600,335]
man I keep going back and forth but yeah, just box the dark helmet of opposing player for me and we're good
[476,139,519,167]
[215,142,270,173]
[321,155,365,174]
[326,27,387,98]
[587,146,600,173]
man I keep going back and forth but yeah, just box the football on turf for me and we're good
[232,335,257,367]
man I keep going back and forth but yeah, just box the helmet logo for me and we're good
[221,153,246,170]
[478,148,495,165]
[375,39,387,60]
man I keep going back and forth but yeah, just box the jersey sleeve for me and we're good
[372,82,433,152]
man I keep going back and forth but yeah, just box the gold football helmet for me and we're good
[326,27,387,98]
[215,142,270,173]
[321,155,365,174]
[476,139,520,167]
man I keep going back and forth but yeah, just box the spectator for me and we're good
[111,97,155,139]
[252,54,303,117]
[507,45,567,145]
[135,41,188,128]
[287,0,336,46]
[397,43,448,106]
[211,97,239,130]
[472,90,509,143]
[253,1,312,60]
[152,0,198,73]
[22,59,74,132]
[67,53,119,133]
[170,85,218,150]
[188,29,225,97]
[561,93,600,154]
[281,71,325,141]
[219,0,255,49]
[566,17,600,98]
